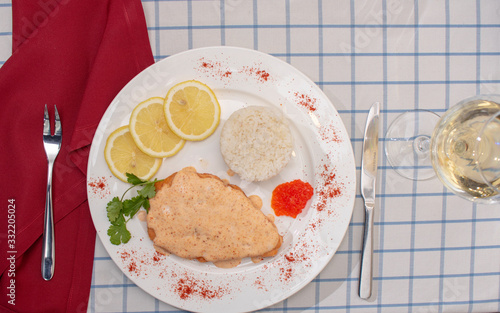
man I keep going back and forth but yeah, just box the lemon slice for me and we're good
[104,126,162,182]
[164,80,221,141]
[129,97,185,158]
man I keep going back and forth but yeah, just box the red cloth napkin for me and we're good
[0,0,154,312]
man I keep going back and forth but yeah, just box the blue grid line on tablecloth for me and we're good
[439,189,448,312]
[0,1,11,66]
[123,261,128,313]
[90,259,95,311]
[377,0,388,311]
[187,0,192,49]
[475,1,482,97]
[152,50,500,57]
[150,49,500,63]
[320,79,500,85]
[252,0,258,50]
[469,2,480,311]
[153,0,160,60]
[408,3,419,309]
[444,1,451,111]
[219,1,225,45]
[470,204,478,312]
[346,1,356,311]
[285,0,291,66]
[88,301,500,312]
[147,24,500,29]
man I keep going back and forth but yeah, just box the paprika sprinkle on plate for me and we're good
[271,179,314,218]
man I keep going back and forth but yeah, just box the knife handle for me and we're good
[359,203,374,299]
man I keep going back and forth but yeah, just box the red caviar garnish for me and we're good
[271,179,314,218]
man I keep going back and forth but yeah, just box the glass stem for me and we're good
[413,135,431,157]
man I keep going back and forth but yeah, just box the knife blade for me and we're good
[359,101,380,299]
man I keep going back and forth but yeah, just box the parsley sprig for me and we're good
[106,173,161,245]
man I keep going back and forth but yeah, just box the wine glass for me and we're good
[385,95,500,204]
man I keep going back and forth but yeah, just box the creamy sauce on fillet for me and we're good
[249,195,263,210]
[147,167,282,266]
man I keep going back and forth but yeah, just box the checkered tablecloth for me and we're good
[2,1,500,312]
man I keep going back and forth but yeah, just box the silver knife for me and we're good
[359,101,380,299]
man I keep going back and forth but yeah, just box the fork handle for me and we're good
[42,161,55,281]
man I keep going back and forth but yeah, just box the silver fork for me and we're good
[42,104,62,281]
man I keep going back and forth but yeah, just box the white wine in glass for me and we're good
[386,95,500,204]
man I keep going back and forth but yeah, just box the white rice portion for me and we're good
[220,106,293,182]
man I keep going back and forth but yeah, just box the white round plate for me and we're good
[87,46,356,313]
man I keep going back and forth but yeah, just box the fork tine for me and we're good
[53,105,62,136]
[43,104,51,136]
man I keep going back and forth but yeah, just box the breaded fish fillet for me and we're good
[147,167,282,267]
